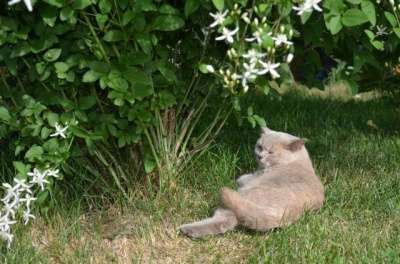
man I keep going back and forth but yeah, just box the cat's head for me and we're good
[255,127,306,169]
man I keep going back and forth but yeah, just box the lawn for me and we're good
[1,92,399,263]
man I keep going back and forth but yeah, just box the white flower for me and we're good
[293,0,323,15]
[242,49,266,64]
[28,168,49,191]
[0,231,14,248]
[7,0,32,12]
[46,168,60,178]
[286,53,294,63]
[22,210,35,225]
[245,28,266,44]
[13,178,32,192]
[1,183,20,205]
[272,34,293,46]
[238,63,259,92]
[258,61,281,79]
[2,203,17,218]
[215,27,239,43]
[20,194,37,210]
[0,216,17,231]
[376,25,389,36]
[50,123,69,139]
[209,10,229,28]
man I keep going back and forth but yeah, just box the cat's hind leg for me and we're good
[179,208,238,238]
[220,187,284,231]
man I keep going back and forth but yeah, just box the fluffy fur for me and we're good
[179,127,325,238]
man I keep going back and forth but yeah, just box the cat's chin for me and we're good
[257,159,271,169]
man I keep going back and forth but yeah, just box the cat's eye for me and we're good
[256,144,262,151]
[268,150,274,154]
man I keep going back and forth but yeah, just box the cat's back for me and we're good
[241,162,324,210]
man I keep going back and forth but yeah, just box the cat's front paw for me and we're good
[179,224,202,238]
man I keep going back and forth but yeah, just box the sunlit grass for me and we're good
[1,92,399,263]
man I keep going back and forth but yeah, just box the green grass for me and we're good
[1,92,399,263]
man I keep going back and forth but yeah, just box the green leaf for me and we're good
[87,61,108,74]
[82,70,102,83]
[370,40,384,50]
[361,0,376,26]
[40,5,58,27]
[99,0,112,13]
[184,0,200,17]
[108,73,129,92]
[13,161,30,179]
[25,145,44,162]
[153,15,185,31]
[123,67,154,98]
[0,107,11,122]
[43,0,65,7]
[41,127,51,139]
[72,0,92,9]
[122,10,135,26]
[157,61,177,83]
[96,14,108,29]
[384,12,397,27]
[393,28,400,39]
[301,11,312,24]
[54,62,70,73]
[144,157,156,173]
[364,29,375,39]
[43,48,62,62]
[136,33,152,54]
[158,90,176,108]
[326,15,343,34]
[342,8,369,27]
[253,115,266,128]
[103,30,124,42]
[346,79,359,95]
[138,0,157,12]
[60,7,74,21]
[79,96,97,110]
[247,106,254,116]
[10,42,31,58]
[212,0,224,11]
[346,0,361,4]
[199,64,210,73]
[44,112,59,126]
[159,4,179,15]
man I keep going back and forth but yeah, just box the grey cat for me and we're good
[180,127,324,237]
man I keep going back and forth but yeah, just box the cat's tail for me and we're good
[220,187,285,231]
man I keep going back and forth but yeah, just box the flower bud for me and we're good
[286,53,294,63]
[254,18,259,26]
[241,12,251,24]
[206,65,215,73]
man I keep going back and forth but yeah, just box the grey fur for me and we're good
[180,127,324,237]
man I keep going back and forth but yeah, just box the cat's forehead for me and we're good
[258,131,297,145]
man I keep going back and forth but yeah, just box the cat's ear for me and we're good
[286,138,305,152]
[262,127,272,134]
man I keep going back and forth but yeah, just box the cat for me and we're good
[179,127,324,238]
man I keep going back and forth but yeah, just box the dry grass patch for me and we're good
[28,204,266,264]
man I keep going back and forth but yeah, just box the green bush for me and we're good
[1,0,400,248]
